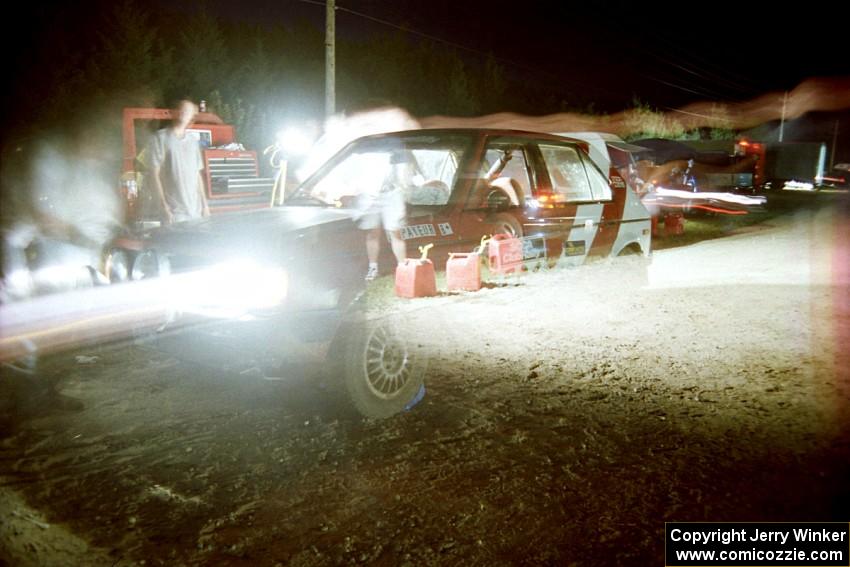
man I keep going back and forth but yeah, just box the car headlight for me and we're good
[105,249,131,283]
[131,250,170,281]
[158,259,288,319]
[205,260,288,309]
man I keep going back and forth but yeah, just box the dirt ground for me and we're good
[2,194,849,566]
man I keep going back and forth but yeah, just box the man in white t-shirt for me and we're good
[148,100,210,224]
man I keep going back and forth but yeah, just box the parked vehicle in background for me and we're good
[683,138,828,191]
[634,138,758,193]
[763,142,827,190]
[817,163,850,189]
[569,135,766,218]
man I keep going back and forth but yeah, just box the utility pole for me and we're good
[778,91,788,142]
[325,0,335,118]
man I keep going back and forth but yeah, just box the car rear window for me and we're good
[539,144,594,202]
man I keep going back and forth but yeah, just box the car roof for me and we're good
[357,128,586,145]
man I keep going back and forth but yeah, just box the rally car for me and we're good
[82,129,650,418]
[292,128,652,268]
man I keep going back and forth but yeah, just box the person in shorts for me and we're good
[359,150,409,280]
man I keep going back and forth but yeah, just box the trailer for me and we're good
[763,141,827,190]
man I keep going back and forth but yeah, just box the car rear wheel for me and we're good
[487,212,523,238]
[612,245,651,287]
[339,315,427,419]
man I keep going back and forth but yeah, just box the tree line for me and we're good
[8,0,747,167]
[8,1,588,155]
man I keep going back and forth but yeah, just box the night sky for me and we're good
[200,0,850,110]
[5,0,850,129]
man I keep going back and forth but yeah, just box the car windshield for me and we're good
[291,134,472,207]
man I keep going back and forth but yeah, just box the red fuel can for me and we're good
[664,212,685,236]
[488,234,523,275]
[395,259,437,298]
[651,215,661,237]
[446,252,482,292]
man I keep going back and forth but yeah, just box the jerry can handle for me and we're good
[475,235,492,255]
[418,243,434,261]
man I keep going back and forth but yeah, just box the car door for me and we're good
[579,152,622,256]
[450,137,535,255]
[587,149,652,258]
[398,139,473,262]
[527,142,607,266]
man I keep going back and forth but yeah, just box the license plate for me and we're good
[401,223,437,240]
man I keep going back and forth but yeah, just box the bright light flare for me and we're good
[172,259,289,317]
[297,107,420,181]
[653,187,767,207]
[0,260,289,363]
[783,181,816,191]
[419,77,850,135]
[105,249,130,283]
[276,127,314,157]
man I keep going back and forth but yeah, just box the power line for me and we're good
[295,0,498,60]
[292,0,623,102]
[636,50,761,98]
[648,30,772,95]
[644,75,729,100]
[611,29,765,102]
[293,0,762,110]
[641,70,740,102]
[568,2,769,102]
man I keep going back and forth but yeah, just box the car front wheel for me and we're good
[339,315,427,419]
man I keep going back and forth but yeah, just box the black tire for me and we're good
[486,212,523,238]
[338,315,427,419]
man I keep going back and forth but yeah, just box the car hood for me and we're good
[143,206,357,261]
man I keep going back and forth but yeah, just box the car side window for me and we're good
[411,149,457,189]
[480,145,532,198]
[539,144,594,202]
[405,148,457,206]
[467,143,533,209]
[582,155,613,201]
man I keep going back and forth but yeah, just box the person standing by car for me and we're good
[148,100,210,224]
[358,148,410,281]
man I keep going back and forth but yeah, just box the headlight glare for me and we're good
[106,249,130,283]
[131,250,170,281]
